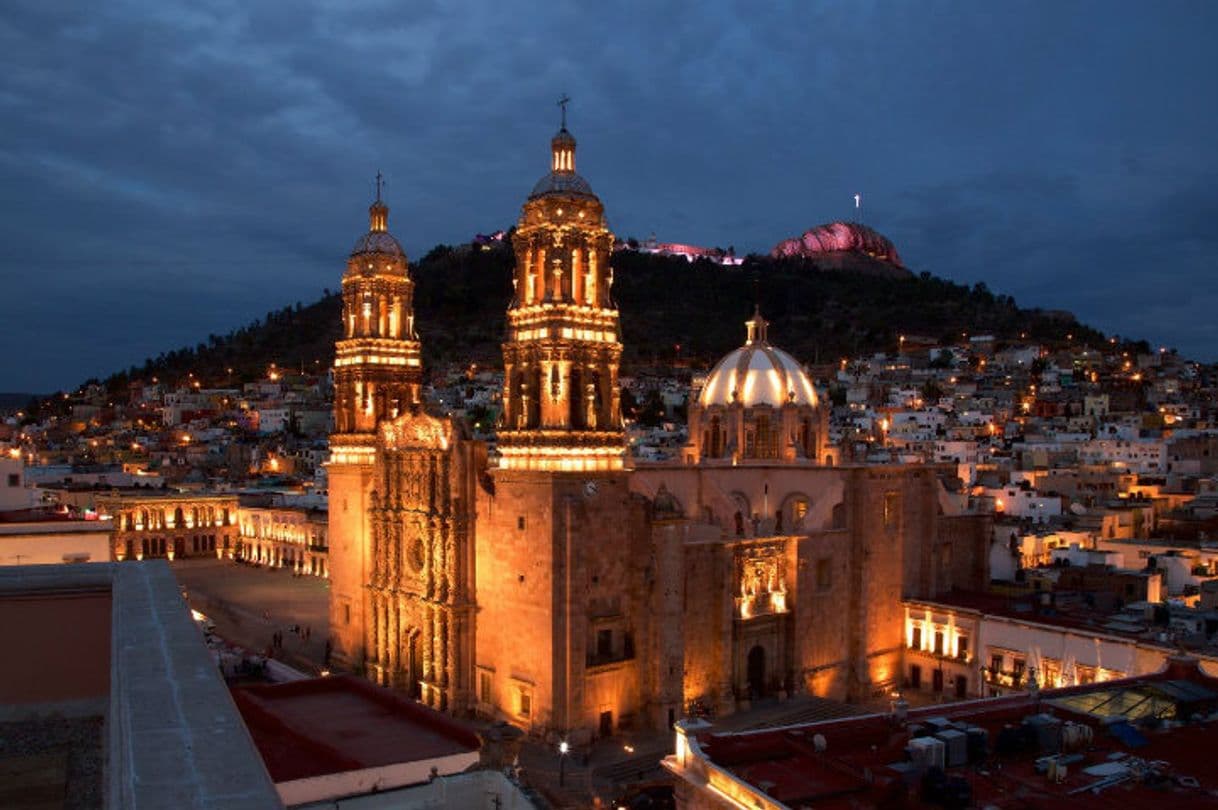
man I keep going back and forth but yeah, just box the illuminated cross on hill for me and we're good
[557,94,570,128]
[375,171,384,202]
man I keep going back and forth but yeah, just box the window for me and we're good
[883,491,900,529]
[990,654,1003,673]
[344,604,351,625]
[597,629,613,660]
[957,635,969,660]
[910,664,922,689]
[518,688,532,719]
[517,516,526,531]
[816,558,831,591]
[6,474,17,487]
[911,626,922,650]
[479,671,492,704]
[934,631,944,655]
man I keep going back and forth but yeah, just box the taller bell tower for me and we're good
[496,114,625,471]
[476,110,642,740]
[329,180,421,668]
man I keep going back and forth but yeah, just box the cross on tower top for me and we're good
[375,171,384,203]
[557,94,570,129]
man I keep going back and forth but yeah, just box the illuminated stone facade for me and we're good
[236,507,328,577]
[327,119,993,741]
[363,412,483,712]
[329,188,423,671]
[899,598,1218,700]
[496,124,624,474]
[98,493,238,561]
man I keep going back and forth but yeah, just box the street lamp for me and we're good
[558,740,570,786]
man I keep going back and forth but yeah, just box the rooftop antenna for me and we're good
[375,171,384,203]
[557,93,570,129]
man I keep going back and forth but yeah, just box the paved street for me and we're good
[172,558,331,674]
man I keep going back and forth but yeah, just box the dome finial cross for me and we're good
[557,93,570,129]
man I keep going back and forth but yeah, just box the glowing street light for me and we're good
[558,740,570,786]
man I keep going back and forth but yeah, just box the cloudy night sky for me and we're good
[2,1,1216,393]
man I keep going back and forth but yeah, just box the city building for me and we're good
[327,116,992,742]
[664,654,1218,809]
[236,505,329,577]
[96,492,239,561]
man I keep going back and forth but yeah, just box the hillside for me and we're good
[34,242,1130,412]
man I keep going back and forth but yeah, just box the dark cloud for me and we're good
[2,0,1217,391]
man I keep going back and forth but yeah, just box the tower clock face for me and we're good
[584,480,599,497]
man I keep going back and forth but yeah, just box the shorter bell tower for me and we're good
[329,179,422,669]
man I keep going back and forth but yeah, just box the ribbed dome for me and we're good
[350,197,406,258]
[699,311,818,408]
[529,171,596,200]
[529,124,597,201]
[351,230,406,257]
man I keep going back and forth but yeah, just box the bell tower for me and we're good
[497,111,625,472]
[329,178,422,668]
[332,177,421,447]
[477,108,642,741]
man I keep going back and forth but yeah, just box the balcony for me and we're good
[907,644,971,664]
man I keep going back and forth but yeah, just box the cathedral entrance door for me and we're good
[747,645,766,698]
[407,633,422,699]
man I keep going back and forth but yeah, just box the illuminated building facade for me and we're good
[236,506,328,577]
[328,116,993,741]
[496,121,624,474]
[900,597,1217,700]
[328,185,423,671]
[99,493,238,561]
[362,411,483,712]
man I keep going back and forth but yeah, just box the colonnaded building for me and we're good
[327,118,991,741]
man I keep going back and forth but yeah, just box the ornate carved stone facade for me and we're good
[496,124,624,473]
[329,187,424,670]
[364,412,481,712]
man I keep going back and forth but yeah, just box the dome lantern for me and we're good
[745,306,769,345]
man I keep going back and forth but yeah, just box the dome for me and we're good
[350,197,406,258]
[351,230,406,258]
[699,311,818,408]
[528,125,598,201]
[528,170,596,200]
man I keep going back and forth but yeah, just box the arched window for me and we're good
[831,502,847,530]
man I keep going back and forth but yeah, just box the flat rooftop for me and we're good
[0,562,282,809]
[233,675,480,784]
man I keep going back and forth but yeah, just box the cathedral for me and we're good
[327,116,991,741]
